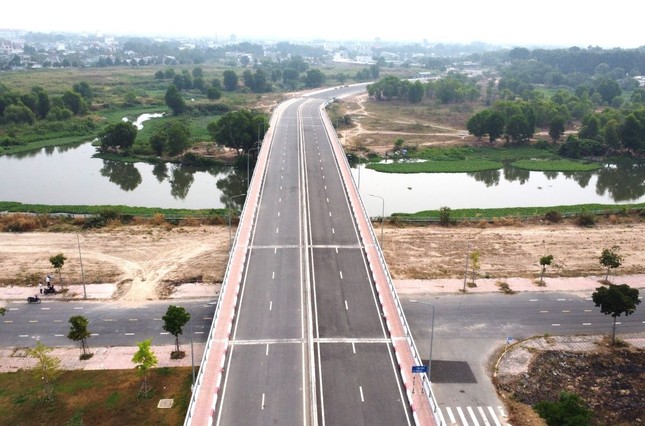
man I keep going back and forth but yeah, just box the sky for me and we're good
[2,0,644,49]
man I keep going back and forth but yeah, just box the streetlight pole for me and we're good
[77,233,86,299]
[227,193,246,251]
[186,301,218,391]
[247,143,261,190]
[369,194,385,249]
[411,300,435,382]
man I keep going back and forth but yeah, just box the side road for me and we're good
[1,275,642,374]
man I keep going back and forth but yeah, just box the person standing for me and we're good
[39,282,43,294]
[46,275,51,287]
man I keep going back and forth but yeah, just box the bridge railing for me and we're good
[320,100,443,425]
[183,101,286,425]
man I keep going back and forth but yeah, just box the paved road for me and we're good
[0,300,215,348]
[214,93,413,425]
[402,292,645,426]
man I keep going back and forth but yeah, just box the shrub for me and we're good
[576,210,596,227]
[439,206,453,226]
[544,210,562,223]
[534,392,592,426]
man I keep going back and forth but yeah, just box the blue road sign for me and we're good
[412,365,428,374]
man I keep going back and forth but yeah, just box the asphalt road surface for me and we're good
[215,94,412,425]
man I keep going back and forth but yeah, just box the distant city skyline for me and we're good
[2,0,644,49]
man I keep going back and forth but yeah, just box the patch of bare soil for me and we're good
[496,341,645,425]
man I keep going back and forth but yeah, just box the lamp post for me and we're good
[369,194,385,248]
[186,300,218,391]
[246,143,261,190]
[227,193,246,251]
[411,300,435,382]
[76,233,86,299]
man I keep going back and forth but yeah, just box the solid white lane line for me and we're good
[279,197,282,203]
[278,211,280,217]
[274,247,277,254]
[54,319,63,323]
[540,310,549,313]
[329,211,332,217]
[352,342,356,354]
[266,344,269,356]
[29,320,38,323]
[276,227,279,234]
[194,331,204,335]
[562,310,570,313]
[339,271,343,279]
[332,228,335,234]
[529,299,538,302]
[467,406,480,426]
[488,406,502,426]
[359,386,364,402]
[326,197,329,203]
[261,393,265,410]
[584,309,593,312]
[3,320,13,323]
[335,247,338,254]
[269,301,273,311]
[153,318,162,321]
[583,323,591,326]
[103,319,115,322]
[129,318,138,321]
[160,332,170,335]
[456,407,469,426]
[478,406,491,426]
[73,307,83,310]
[54,334,64,337]
[345,300,349,310]
[19,334,29,337]
[90,333,99,336]
[272,271,275,279]
[552,324,561,326]
[446,407,456,424]
[41,307,50,310]
[124,333,135,336]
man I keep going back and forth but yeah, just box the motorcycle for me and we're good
[27,295,41,304]
[43,286,56,295]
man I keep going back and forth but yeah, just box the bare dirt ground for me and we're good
[1,216,643,300]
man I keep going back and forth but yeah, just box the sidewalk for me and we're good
[2,274,642,303]
[1,276,642,375]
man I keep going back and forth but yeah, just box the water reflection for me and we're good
[169,165,195,200]
[596,163,645,201]
[355,161,645,216]
[100,160,142,191]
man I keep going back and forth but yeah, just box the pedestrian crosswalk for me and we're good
[438,405,508,426]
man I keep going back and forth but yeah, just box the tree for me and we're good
[599,246,623,282]
[165,84,186,115]
[467,110,490,141]
[305,69,325,88]
[208,109,269,155]
[61,90,87,115]
[132,338,158,398]
[485,111,505,143]
[67,315,91,358]
[98,121,138,152]
[28,342,61,401]
[592,284,640,344]
[165,121,191,156]
[0,307,6,316]
[162,305,191,356]
[223,70,238,91]
[49,253,67,285]
[539,254,554,285]
[207,85,222,100]
[469,249,481,286]
[72,81,93,103]
[408,80,424,103]
[548,117,565,143]
[534,392,592,426]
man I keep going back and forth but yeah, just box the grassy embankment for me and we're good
[366,146,603,173]
[0,367,192,426]
[392,203,645,221]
